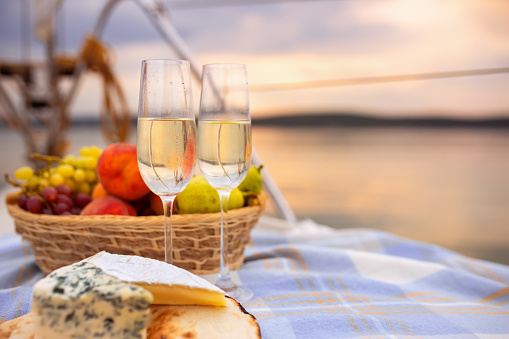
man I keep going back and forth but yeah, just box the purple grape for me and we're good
[57,194,74,208]
[26,196,43,214]
[60,211,73,215]
[74,193,92,208]
[42,208,54,215]
[54,202,71,215]
[56,184,72,197]
[42,186,58,203]
[71,207,82,215]
[18,194,28,210]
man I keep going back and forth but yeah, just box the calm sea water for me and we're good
[2,124,509,265]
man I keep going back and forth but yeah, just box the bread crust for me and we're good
[147,296,261,339]
[0,297,260,339]
[0,313,34,339]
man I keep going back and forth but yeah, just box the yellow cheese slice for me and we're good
[83,251,226,307]
[137,283,225,306]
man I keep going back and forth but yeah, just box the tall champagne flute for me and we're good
[198,63,253,302]
[137,59,196,264]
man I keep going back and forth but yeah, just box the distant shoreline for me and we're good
[2,113,509,129]
[251,113,509,128]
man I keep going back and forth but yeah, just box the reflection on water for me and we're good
[253,126,509,265]
[1,124,509,265]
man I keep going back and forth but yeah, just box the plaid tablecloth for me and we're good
[1,216,508,338]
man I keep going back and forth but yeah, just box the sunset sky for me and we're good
[1,0,508,119]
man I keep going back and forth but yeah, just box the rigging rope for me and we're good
[80,34,131,143]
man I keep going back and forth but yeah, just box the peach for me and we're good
[91,182,108,200]
[80,196,137,216]
[97,143,150,201]
[149,193,176,216]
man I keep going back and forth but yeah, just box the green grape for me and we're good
[85,170,97,183]
[83,157,98,170]
[74,157,86,169]
[73,168,86,182]
[62,154,76,165]
[89,146,102,159]
[26,177,40,189]
[40,170,50,180]
[56,164,75,178]
[64,179,77,192]
[39,178,50,188]
[50,173,65,187]
[8,148,102,198]
[14,166,34,181]
[77,182,91,195]
[80,146,92,157]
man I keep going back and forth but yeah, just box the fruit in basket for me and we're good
[80,196,137,216]
[97,143,150,201]
[174,176,244,214]
[130,194,153,216]
[5,146,103,215]
[14,166,34,181]
[75,193,92,208]
[17,194,28,210]
[41,186,58,202]
[229,188,245,210]
[91,182,108,200]
[56,184,73,197]
[26,196,43,214]
[7,145,262,217]
[149,193,164,215]
[175,176,219,214]
[238,165,263,194]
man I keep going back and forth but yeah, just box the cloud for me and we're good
[171,1,412,55]
[1,0,508,119]
[68,42,509,119]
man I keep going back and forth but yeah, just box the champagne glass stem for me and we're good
[160,196,176,264]
[216,190,235,290]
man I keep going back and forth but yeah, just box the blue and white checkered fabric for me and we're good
[1,217,508,338]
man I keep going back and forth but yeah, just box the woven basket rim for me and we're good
[5,191,265,221]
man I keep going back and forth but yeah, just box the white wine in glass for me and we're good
[198,63,253,302]
[198,121,251,188]
[137,59,196,264]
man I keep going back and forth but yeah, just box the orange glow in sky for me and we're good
[0,0,508,119]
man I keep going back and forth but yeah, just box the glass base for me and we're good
[216,279,254,303]
[223,285,254,303]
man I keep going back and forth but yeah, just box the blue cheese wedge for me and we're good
[32,261,153,339]
[84,251,227,307]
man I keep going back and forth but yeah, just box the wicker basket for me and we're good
[6,192,265,275]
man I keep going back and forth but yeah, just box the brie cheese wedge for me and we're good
[83,251,226,307]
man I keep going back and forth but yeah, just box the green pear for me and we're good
[228,188,245,210]
[175,176,245,214]
[238,165,263,194]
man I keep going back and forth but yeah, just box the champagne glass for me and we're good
[198,63,253,302]
[137,59,196,264]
